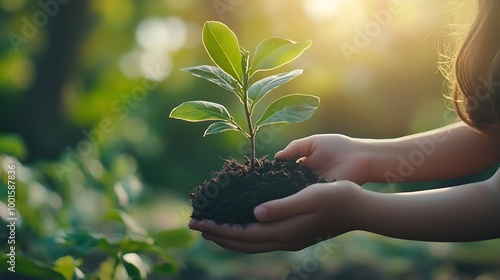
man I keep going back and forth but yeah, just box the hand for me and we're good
[188,181,361,254]
[275,134,370,185]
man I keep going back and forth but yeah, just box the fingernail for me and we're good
[254,206,267,220]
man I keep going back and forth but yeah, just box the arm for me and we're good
[354,168,500,242]
[276,122,500,185]
[364,121,500,183]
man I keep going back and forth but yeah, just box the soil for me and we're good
[190,156,329,225]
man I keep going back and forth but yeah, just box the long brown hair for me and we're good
[443,1,500,130]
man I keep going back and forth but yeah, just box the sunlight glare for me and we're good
[135,16,187,52]
[303,0,346,21]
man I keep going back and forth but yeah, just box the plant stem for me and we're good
[247,112,256,171]
[111,255,120,280]
[241,70,256,170]
[240,49,256,171]
[243,89,256,171]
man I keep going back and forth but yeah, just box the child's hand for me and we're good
[188,181,361,254]
[276,134,370,185]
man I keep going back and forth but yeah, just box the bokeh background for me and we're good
[1,0,500,279]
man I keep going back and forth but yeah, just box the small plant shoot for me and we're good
[170,21,320,170]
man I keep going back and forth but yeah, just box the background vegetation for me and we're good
[1,0,499,279]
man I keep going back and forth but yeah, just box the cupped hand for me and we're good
[275,134,371,185]
[188,180,361,254]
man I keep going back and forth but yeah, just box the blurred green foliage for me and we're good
[0,0,499,279]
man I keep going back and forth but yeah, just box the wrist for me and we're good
[325,180,365,233]
[356,137,416,183]
[351,138,383,184]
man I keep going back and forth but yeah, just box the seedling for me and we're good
[170,21,319,170]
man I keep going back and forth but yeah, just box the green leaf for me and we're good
[151,228,197,249]
[117,236,180,275]
[250,38,311,76]
[119,235,155,253]
[202,21,243,82]
[121,259,142,280]
[256,94,320,128]
[203,122,240,137]
[74,267,85,279]
[152,263,177,276]
[240,46,250,79]
[96,257,116,280]
[169,101,233,122]
[0,255,66,280]
[181,65,242,99]
[0,134,28,160]
[114,180,129,208]
[151,246,180,274]
[105,210,148,236]
[56,228,113,255]
[248,69,303,106]
[54,256,76,280]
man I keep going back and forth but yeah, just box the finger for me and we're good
[190,219,263,240]
[254,185,318,222]
[188,219,214,231]
[275,137,314,161]
[190,213,312,243]
[203,214,320,252]
[202,232,283,254]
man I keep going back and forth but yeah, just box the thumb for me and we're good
[275,138,313,161]
[254,188,313,222]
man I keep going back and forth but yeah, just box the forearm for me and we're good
[361,121,500,183]
[352,170,500,242]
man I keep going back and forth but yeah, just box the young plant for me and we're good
[170,21,319,170]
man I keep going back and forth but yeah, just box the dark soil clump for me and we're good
[190,157,327,225]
